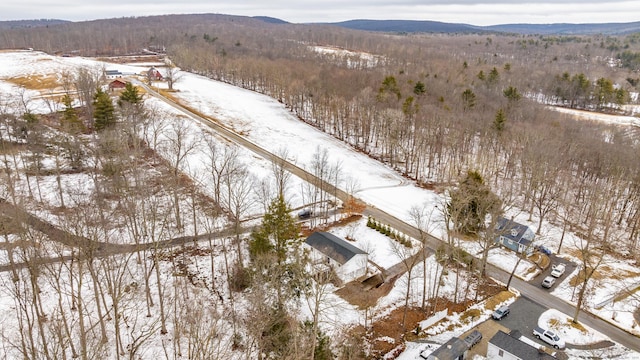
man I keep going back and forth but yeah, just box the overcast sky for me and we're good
[3,1,640,26]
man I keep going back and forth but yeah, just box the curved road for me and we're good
[4,82,636,353]
[140,84,640,353]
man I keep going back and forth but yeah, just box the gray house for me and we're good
[494,217,535,255]
[305,232,368,284]
[424,337,468,360]
[487,330,556,360]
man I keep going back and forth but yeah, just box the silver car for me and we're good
[492,305,510,320]
[542,276,556,288]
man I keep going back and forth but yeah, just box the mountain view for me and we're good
[0,11,639,360]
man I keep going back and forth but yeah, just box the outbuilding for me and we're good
[108,79,128,91]
[147,66,163,81]
[304,232,367,284]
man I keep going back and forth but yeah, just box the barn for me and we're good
[305,232,368,284]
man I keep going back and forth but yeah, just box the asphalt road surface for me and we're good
[140,82,640,354]
[4,82,636,354]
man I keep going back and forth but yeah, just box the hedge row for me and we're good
[367,217,412,248]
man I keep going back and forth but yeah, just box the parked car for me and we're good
[533,326,566,349]
[550,263,566,278]
[418,344,434,359]
[492,305,510,320]
[462,330,483,348]
[541,276,556,288]
[537,245,552,255]
[297,209,313,219]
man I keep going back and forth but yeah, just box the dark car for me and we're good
[492,305,510,320]
[462,330,483,348]
[297,209,312,219]
[537,245,552,255]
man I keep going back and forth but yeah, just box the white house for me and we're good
[304,232,368,284]
[487,330,556,360]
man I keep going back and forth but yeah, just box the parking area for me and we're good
[462,319,510,358]
[496,297,546,342]
[482,297,568,359]
[530,254,577,291]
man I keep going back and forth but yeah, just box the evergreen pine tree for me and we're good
[494,108,506,132]
[93,88,116,131]
[118,82,143,107]
[249,195,300,264]
[61,94,84,133]
[447,170,502,235]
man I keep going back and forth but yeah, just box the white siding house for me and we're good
[305,232,368,284]
[487,331,556,360]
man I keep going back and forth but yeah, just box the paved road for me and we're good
[0,197,251,271]
[486,262,639,352]
[4,82,636,354]
[497,297,553,348]
[139,83,640,354]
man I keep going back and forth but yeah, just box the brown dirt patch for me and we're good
[335,275,398,309]
[530,252,550,270]
[484,290,517,311]
[7,74,60,91]
[370,306,429,358]
[570,264,640,287]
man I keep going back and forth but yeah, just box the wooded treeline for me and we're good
[1,75,365,358]
[1,13,638,251]
[1,13,640,359]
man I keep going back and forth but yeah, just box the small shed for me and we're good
[494,217,535,255]
[305,232,367,284]
[108,79,128,91]
[487,330,556,360]
[147,66,163,81]
[424,337,468,360]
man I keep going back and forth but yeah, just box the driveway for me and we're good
[530,254,577,291]
[462,320,510,359]
[485,297,568,359]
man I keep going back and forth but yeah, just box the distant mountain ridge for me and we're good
[327,19,482,34]
[1,15,640,35]
[484,21,640,35]
[0,19,70,29]
[324,19,640,35]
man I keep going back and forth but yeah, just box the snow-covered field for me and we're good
[1,50,639,359]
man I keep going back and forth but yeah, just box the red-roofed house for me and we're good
[108,79,128,91]
[147,67,163,81]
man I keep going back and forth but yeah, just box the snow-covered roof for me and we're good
[305,232,366,265]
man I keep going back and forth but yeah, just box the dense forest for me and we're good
[1,13,640,360]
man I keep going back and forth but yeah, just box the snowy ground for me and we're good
[1,50,640,359]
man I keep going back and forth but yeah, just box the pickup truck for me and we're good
[533,326,566,349]
[550,264,566,278]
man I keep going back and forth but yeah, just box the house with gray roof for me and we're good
[105,69,123,79]
[487,330,556,360]
[494,217,535,255]
[423,336,468,360]
[304,232,368,284]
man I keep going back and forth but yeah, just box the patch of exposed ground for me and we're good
[6,74,60,91]
[335,274,398,309]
